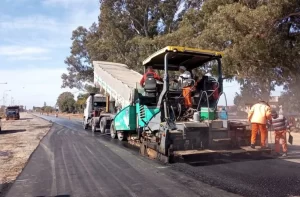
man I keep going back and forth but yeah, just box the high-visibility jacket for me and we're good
[248,102,272,124]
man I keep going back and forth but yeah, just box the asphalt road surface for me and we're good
[5,115,300,197]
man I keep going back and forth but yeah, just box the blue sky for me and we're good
[0,0,99,108]
[0,0,282,108]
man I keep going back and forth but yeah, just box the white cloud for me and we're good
[0,46,49,57]
[7,56,52,61]
[0,15,61,32]
[43,0,99,8]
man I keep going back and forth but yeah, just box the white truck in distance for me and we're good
[83,94,107,131]
[83,93,116,133]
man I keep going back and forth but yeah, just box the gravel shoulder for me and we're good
[0,113,52,196]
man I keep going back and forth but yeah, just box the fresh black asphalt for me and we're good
[4,115,300,197]
[5,115,238,197]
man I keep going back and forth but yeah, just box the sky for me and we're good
[0,0,99,109]
[0,0,283,109]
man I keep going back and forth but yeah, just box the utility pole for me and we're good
[3,90,11,106]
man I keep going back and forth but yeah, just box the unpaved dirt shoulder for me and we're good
[0,113,52,196]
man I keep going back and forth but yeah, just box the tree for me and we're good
[62,0,300,110]
[75,93,89,113]
[42,106,54,113]
[61,26,94,89]
[175,0,300,101]
[56,92,76,113]
[279,75,300,113]
[62,0,191,89]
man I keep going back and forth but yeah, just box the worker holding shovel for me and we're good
[268,110,290,157]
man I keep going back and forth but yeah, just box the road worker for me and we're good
[173,66,193,108]
[269,110,289,157]
[248,101,272,149]
[140,66,162,87]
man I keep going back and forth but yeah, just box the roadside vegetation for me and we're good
[61,0,299,113]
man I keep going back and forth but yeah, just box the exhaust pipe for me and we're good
[90,93,95,111]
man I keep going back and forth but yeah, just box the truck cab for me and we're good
[83,94,115,133]
[6,106,20,120]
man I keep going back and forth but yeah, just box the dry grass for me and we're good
[0,113,52,184]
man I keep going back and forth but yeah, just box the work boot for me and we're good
[282,153,287,157]
[250,144,255,149]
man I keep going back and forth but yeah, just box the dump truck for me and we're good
[6,106,20,120]
[92,46,270,163]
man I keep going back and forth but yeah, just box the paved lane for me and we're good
[37,114,300,197]
[6,115,237,197]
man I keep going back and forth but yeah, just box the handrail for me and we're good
[197,91,209,111]
[196,80,219,111]
[214,91,228,111]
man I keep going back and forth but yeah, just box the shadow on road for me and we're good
[0,129,26,135]
[0,182,13,197]
[36,195,70,197]
[179,144,300,167]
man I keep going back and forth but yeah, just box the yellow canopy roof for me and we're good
[142,46,223,71]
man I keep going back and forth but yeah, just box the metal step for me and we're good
[210,138,232,149]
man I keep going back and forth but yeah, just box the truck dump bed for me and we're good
[93,61,143,108]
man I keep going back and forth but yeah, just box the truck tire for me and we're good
[100,117,107,134]
[110,122,117,139]
[92,124,97,133]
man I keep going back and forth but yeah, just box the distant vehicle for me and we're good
[6,106,20,120]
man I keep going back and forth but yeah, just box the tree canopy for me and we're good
[62,0,300,111]
[56,92,76,113]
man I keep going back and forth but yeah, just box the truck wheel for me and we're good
[83,118,88,130]
[110,122,117,139]
[92,124,97,133]
[100,117,107,134]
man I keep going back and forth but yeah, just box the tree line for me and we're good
[56,85,100,113]
[62,0,300,112]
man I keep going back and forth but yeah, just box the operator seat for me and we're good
[144,73,157,96]
[142,73,157,105]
